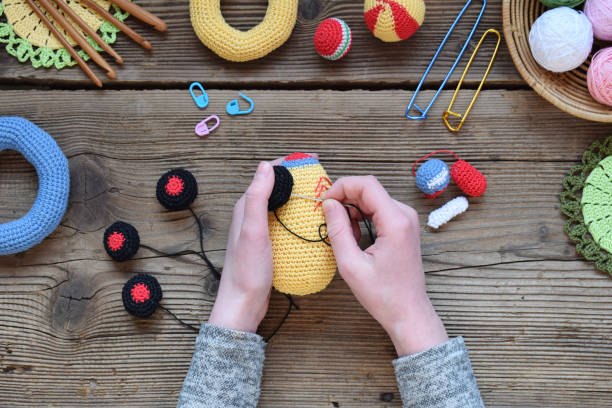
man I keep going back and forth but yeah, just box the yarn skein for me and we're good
[314,18,352,61]
[584,0,612,41]
[529,7,593,73]
[587,48,612,107]
[364,0,425,42]
[539,0,585,8]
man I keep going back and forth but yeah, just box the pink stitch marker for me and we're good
[195,115,220,137]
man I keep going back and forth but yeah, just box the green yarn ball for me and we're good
[539,0,585,8]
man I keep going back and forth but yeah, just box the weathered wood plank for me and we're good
[0,0,522,86]
[1,89,611,407]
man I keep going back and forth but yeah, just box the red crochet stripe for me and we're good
[284,152,313,161]
[131,283,151,303]
[107,231,125,251]
[384,0,421,40]
[364,4,384,34]
[165,175,185,196]
[314,18,343,56]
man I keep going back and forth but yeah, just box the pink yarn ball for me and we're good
[587,48,612,107]
[584,0,612,41]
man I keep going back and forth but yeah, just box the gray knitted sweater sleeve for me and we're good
[177,326,483,408]
[393,336,484,407]
[177,324,266,408]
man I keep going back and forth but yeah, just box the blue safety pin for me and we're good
[190,82,209,109]
[226,93,254,115]
[405,0,487,120]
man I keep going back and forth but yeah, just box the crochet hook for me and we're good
[109,0,168,32]
[25,0,102,87]
[53,0,123,64]
[442,29,502,132]
[77,0,153,50]
[35,0,116,78]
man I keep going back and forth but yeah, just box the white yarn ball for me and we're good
[529,7,593,73]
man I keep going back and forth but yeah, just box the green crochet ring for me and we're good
[0,1,128,69]
[561,135,612,275]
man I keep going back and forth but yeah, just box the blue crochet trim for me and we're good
[0,117,70,255]
[282,157,320,169]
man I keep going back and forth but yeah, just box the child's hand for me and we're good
[208,161,275,333]
[323,176,448,356]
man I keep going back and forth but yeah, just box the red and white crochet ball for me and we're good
[313,18,352,61]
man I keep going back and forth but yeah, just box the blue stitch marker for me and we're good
[190,82,209,109]
[226,93,254,115]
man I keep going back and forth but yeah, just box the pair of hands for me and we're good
[208,158,448,356]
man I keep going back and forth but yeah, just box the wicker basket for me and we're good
[502,0,612,123]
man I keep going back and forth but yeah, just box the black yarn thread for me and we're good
[264,294,299,342]
[345,204,376,243]
[156,169,198,211]
[158,304,199,332]
[273,210,331,246]
[268,166,294,211]
[104,221,141,262]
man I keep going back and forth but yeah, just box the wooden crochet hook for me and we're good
[109,0,167,32]
[25,0,102,87]
[77,0,152,50]
[36,0,116,79]
[53,0,123,63]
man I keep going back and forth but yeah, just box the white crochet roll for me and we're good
[427,196,469,229]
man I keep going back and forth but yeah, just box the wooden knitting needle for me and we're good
[25,0,102,87]
[109,0,167,32]
[53,0,123,63]
[36,0,116,78]
[77,0,152,50]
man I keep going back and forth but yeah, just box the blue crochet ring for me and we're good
[0,117,70,255]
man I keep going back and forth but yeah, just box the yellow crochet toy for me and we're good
[268,153,337,296]
[190,0,299,62]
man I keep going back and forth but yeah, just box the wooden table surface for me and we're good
[1,0,611,406]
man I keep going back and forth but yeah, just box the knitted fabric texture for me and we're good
[0,117,69,255]
[190,0,298,62]
[451,160,487,197]
[268,165,293,211]
[156,169,198,211]
[427,196,468,229]
[0,1,128,69]
[364,0,425,42]
[313,18,352,61]
[122,274,162,318]
[268,153,337,296]
[416,158,450,199]
[561,135,612,275]
[103,221,140,261]
[581,155,612,253]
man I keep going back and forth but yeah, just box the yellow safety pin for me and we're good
[443,28,502,132]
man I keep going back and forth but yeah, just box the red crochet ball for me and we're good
[450,160,487,197]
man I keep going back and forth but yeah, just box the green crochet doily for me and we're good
[0,1,128,69]
[561,136,612,275]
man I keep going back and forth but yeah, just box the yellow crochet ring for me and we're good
[190,0,299,62]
